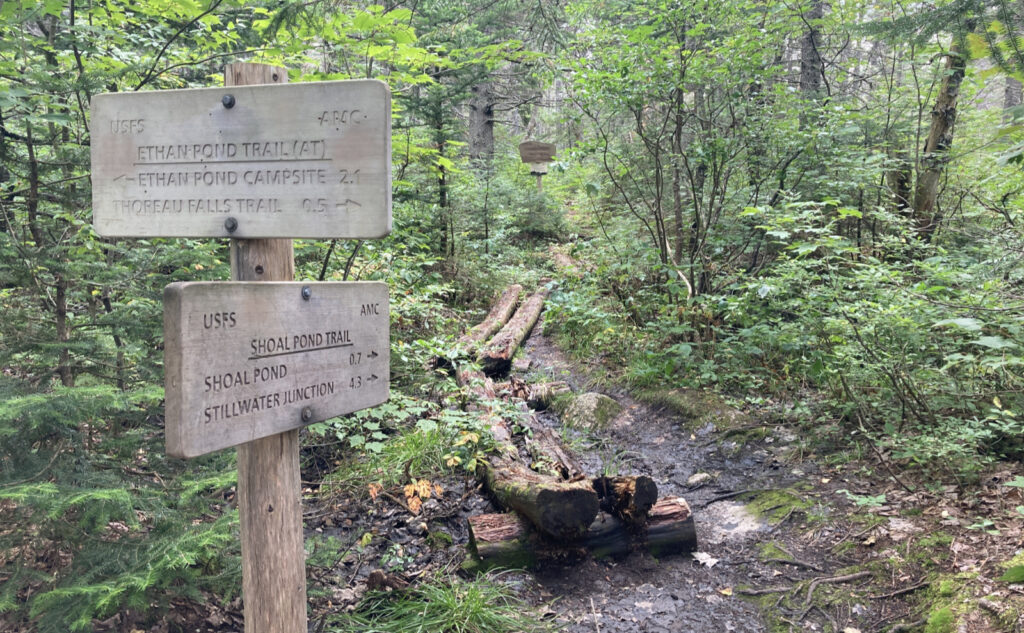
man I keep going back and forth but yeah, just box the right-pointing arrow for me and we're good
[367,351,379,359]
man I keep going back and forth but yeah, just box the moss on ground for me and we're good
[746,489,812,523]
[637,388,750,431]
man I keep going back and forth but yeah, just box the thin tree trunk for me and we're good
[912,40,969,241]
[799,0,825,123]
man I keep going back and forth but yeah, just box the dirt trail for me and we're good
[514,317,879,633]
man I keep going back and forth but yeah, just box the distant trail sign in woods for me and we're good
[90,80,391,238]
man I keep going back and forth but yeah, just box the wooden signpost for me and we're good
[90,63,392,633]
[517,141,556,192]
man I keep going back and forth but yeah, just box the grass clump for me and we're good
[328,572,551,633]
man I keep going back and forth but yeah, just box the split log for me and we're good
[517,405,585,480]
[479,287,551,377]
[461,284,523,346]
[593,475,658,522]
[477,457,598,540]
[467,496,697,568]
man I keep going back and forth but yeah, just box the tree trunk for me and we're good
[1005,77,1022,116]
[467,496,697,568]
[912,41,969,240]
[799,0,825,108]
[479,287,550,377]
[468,81,495,170]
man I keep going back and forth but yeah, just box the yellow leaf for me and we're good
[415,479,432,499]
[407,496,422,515]
[445,454,461,467]
[360,532,373,547]
[718,587,733,596]
[994,396,1003,409]
[433,483,444,497]
[403,482,417,500]
[456,431,480,446]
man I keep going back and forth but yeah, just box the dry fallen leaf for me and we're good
[693,552,719,568]
[718,587,733,596]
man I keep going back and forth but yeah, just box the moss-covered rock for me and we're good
[560,392,623,430]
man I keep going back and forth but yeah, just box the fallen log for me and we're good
[593,475,658,522]
[479,287,551,377]
[461,284,523,346]
[467,496,697,568]
[477,456,598,540]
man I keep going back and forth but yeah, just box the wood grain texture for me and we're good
[91,65,391,238]
[228,63,306,633]
[163,281,389,457]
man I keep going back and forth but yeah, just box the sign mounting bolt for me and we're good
[301,286,312,301]
[224,217,238,233]
[301,407,313,422]
[221,94,235,109]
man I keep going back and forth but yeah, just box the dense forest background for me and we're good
[1,0,1022,630]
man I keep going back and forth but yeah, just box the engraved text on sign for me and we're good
[91,80,391,238]
[163,282,389,457]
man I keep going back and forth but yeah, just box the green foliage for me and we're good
[328,572,551,633]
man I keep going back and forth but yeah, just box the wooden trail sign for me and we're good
[91,80,391,238]
[163,281,389,458]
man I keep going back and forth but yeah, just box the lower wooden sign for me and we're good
[164,281,389,458]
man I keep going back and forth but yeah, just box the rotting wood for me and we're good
[477,456,598,540]
[527,381,572,410]
[479,286,551,377]
[593,475,658,522]
[467,495,697,568]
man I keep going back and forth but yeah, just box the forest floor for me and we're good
[170,300,1024,633]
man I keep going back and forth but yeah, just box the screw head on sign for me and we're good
[221,94,235,109]
[302,407,313,422]
[301,286,312,301]
[224,217,238,233]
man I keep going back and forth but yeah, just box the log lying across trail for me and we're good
[461,284,523,346]
[467,496,697,569]
[479,287,550,377]
[457,283,695,557]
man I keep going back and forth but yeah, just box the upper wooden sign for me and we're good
[163,281,389,458]
[91,80,391,238]
[518,141,556,164]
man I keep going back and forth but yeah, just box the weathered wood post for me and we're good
[91,61,392,633]
[226,62,306,633]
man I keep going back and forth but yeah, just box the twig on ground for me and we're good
[890,619,926,632]
[765,557,824,572]
[696,488,769,508]
[870,581,929,600]
[804,570,873,604]
[736,586,793,596]
[590,596,600,633]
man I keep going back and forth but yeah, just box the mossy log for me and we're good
[461,284,523,346]
[526,381,572,410]
[479,287,550,377]
[593,475,658,522]
[467,496,697,568]
[477,456,599,540]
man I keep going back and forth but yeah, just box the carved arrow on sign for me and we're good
[367,351,379,359]
[367,374,379,382]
